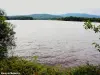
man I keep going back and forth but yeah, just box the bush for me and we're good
[0,57,100,75]
[0,9,15,59]
[69,65,100,75]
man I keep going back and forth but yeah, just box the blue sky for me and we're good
[0,0,100,15]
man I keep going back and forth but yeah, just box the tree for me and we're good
[84,20,100,52]
[0,9,16,59]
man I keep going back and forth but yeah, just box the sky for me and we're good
[0,0,100,15]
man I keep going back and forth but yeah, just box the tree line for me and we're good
[6,16,34,20]
[57,16,100,22]
[4,15,100,21]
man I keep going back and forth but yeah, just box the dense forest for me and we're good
[57,16,100,22]
[6,16,34,20]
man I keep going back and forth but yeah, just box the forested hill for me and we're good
[7,14,62,20]
[60,13,100,18]
[28,14,62,20]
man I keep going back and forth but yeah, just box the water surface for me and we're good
[8,20,100,67]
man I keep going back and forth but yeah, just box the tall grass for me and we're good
[0,57,100,75]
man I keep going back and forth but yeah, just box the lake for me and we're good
[8,20,100,67]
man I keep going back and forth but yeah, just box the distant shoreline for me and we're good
[6,16,100,22]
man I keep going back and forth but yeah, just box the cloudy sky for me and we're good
[0,0,100,15]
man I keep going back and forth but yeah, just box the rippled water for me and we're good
[8,20,100,67]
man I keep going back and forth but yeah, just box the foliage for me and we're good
[69,64,100,75]
[0,9,15,59]
[57,16,100,22]
[0,57,64,75]
[0,57,100,75]
[84,20,100,52]
[7,16,34,20]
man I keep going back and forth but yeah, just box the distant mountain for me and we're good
[28,13,100,19]
[28,14,62,20]
[60,13,100,18]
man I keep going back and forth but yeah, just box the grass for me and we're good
[0,57,100,75]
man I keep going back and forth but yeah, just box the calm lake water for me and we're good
[8,20,100,67]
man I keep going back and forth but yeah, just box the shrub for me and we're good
[0,57,100,75]
[0,9,15,59]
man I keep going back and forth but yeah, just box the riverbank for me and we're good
[0,56,100,75]
[0,57,100,75]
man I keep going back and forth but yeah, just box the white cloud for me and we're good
[0,0,100,15]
